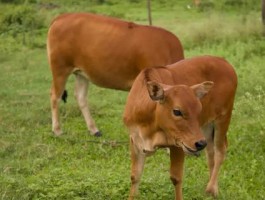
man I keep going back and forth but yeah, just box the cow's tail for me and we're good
[61,90,68,103]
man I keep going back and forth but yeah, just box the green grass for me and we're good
[1,0,265,199]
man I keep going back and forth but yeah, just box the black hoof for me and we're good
[94,131,102,137]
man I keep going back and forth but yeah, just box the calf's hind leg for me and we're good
[74,73,101,136]
[205,113,231,197]
[202,123,215,180]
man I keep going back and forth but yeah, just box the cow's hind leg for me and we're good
[205,113,232,197]
[74,73,100,136]
[50,66,71,135]
[169,146,185,200]
[129,137,146,200]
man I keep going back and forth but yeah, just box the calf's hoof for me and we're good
[206,184,218,198]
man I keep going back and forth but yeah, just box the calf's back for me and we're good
[124,55,237,127]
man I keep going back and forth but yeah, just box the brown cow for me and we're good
[123,55,237,199]
[47,13,184,136]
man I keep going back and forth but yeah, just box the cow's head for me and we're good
[146,81,214,155]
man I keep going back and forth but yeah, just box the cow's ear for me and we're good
[191,81,214,99]
[146,81,165,102]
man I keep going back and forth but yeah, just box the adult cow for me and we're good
[123,55,237,199]
[47,13,184,136]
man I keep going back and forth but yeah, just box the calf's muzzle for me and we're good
[195,140,207,151]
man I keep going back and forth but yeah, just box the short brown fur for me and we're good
[123,55,237,200]
[47,13,184,135]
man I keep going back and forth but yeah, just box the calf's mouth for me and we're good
[181,142,201,157]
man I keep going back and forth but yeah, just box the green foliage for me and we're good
[128,0,140,3]
[0,4,46,50]
[0,0,36,3]
[224,0,258,8]
[0,5,45,36]
[195,0,260,11]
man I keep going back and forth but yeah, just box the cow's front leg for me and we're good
[169,146,185,200]
[129,138,146,200]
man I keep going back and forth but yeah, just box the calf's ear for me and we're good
[146,81,165,102]
[191,81,214,99]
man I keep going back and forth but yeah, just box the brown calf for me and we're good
[47,13,184,136]
[123,55,237,199]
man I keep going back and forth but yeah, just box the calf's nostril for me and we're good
[195,140,207,151]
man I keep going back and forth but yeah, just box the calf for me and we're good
[123,55,237,199]
[47,13,184,136]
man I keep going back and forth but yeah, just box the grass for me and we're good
[1,0,265,199]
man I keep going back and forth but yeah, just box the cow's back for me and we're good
[47,13,184,90]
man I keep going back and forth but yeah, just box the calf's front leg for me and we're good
[129,138,146,200]
[169,146,185,200]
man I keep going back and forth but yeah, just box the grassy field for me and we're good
[1,0,265,199]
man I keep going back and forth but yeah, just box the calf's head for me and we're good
[146,81,213,155]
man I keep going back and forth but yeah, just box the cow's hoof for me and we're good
[53,129,63,136]
[94,131,102,137]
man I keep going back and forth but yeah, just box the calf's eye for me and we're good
[173,109,183,117]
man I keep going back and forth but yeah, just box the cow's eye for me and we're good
[173,109,183,117]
